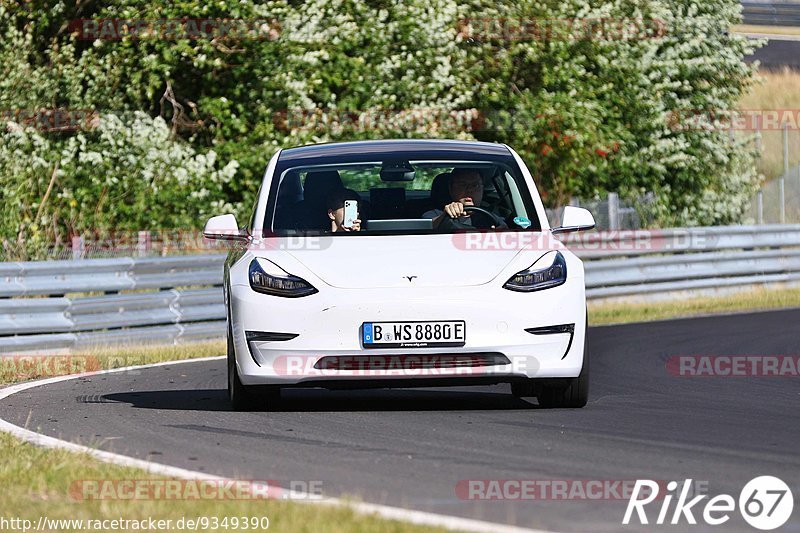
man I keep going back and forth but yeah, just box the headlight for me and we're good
[503,251,567,292]
[249,258,318,297]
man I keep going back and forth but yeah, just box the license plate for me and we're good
[362,321,466,348]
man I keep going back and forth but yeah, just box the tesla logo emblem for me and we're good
[404,276,418,283]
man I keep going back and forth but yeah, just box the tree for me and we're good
[466,0,762,225]
[0,0,764,260]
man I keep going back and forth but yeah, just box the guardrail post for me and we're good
[757,190,764,224]
[608,192,620,230]
[71,236,85,260]
[755,122,762,152]
[137,231,151,257]
[784,122,790,177]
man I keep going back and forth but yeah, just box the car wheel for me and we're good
[510,380,535,397]
[227,322,281,411]
[537,337,589,409]
[228,323,253,411]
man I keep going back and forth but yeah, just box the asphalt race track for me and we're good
[3,309,799,532]
[746,38,800,69]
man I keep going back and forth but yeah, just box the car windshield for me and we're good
[268,159,541,235]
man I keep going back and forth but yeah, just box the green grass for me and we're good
[589,285,800,325]
[0,341,226,384]
[0,431,448,533]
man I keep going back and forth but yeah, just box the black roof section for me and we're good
[277,139,512,166]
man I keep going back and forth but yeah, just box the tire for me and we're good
[537,336,589,409]
[228,323,253,411]
[511,380,535,397]
[227,321,281,411]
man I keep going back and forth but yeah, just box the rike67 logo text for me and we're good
[624,476,794,530]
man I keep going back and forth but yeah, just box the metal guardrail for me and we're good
[0,255,226,354]
[0,255,224,297]
[742,1,800,26]
[568,224,800,299]
[2,225,799,353]
[0,289,226,352]
[561,224,800,259]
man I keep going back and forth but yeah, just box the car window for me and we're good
[269,159,539,235]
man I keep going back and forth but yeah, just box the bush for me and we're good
[0,0,764,257]
[0,113,237,259]
[467,0,763,225]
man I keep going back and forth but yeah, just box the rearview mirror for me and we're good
[552,206,596,234]
[203,214,248,241]
[380,160,416,182]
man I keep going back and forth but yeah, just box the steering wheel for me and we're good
[463,205,497,221]
[437,205,500,231]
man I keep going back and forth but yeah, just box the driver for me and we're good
[423,168,506,229]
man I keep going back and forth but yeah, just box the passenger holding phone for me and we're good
[327,188,362,232]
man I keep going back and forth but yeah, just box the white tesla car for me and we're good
[204,140,595,410]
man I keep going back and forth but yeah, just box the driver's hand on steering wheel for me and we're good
[443,197,473,219]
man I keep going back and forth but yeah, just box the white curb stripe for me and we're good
[0,356,552,533]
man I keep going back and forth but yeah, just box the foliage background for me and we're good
[0,0,761,258]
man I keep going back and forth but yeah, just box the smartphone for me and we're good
[343,200,358,229]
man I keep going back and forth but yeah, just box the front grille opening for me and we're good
[313,352,511,371]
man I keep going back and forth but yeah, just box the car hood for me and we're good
[274,233,556,289]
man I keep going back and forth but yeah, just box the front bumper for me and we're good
[230,279,587,386]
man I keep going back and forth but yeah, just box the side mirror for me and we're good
[552,206,596,234]
[203,214,248,241]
